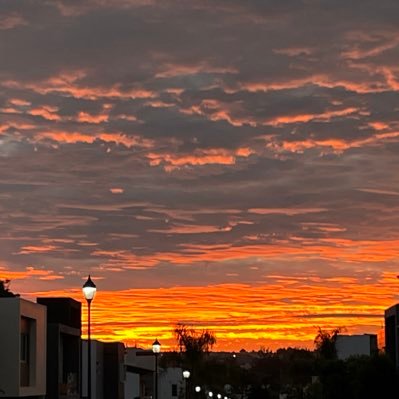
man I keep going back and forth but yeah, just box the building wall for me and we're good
[82,340,126,399]
[125,373,140,399]
[124,348,155,399]
[104,342,125,399]
[385,304,399,368]
[0,297,46,398]
[82,340,104,399]
[336,334,377,360]
[158,367,184,399]
[37,297,81,399]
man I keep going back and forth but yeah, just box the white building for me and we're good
[124,348,154,399]
[336,334,378,360]
[82,340,104,399]
[82,339,126,399]
[158,367,184,399]
[0,297,46,398]
[124,348,184,399]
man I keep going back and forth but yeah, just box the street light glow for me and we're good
[152,338,161,354]
[82,275,96,301]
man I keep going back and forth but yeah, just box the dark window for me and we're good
[172,384,178,397]
[20,333,29,362]
[20,317,31,386]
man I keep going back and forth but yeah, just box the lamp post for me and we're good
[152,339,161,399]
[82,275,96,399]
[183,370,190,399]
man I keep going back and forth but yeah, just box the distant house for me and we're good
[124,348,184,399]
[335,334,378,360]
[0,297,47,398]
[124,348,154,399]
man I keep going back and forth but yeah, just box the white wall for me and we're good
[124,348,155,399]
[82,339,104,399]
[336,334,376,360]
[0,297,46,398]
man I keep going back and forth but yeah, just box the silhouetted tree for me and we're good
[346,354,399,399]
[174,324,216,395]
[314,327,340,360]
[174,324,216,364]
[0,279,18,297]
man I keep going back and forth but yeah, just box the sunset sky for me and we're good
[1,0,399,351]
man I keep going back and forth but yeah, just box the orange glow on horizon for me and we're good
[18,272,397,352]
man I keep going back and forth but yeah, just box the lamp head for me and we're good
[195,386,201,393]
[152,339,161,354]
[82,275,97,301]
[182,370,190,379]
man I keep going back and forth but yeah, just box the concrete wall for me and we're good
[336,334,377,360]
[0,297,46,398]
[82,340,104,399]
[125,373,140,399]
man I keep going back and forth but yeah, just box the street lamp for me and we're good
[217,394,222,399]
[152,339,161,399]
[208,392,213,398]
[82,275,96,399]
[183,370,190,399]
[195,386,201,393]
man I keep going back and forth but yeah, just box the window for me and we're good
[20,317,31,386]
[20,332,29,362]
[172,384,178,397]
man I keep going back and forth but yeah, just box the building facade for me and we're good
[0,297,47,398]
[37,297,81,399]
[335,334,378,360]
[82,340,125,399]
[385,303,399,368]
[158,367,184,399]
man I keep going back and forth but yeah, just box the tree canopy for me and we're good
[314,327,340,360]
[0,279,19,297]
[174,324,216,359]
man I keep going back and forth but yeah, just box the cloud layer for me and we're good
[1,0,399,350]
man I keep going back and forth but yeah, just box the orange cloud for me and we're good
[268,130,399,154]
[35,131,154,148]
[147,147,253,170]
[248,208,327,216]
[77,112,109,124]
[18,245,59,254]
[155,63,237,79]
[3,72,155,101]
[265,107,358,126]
[27,272,398,351]
[29,106,61,121]
[110,188,124,194]
[0,266,63,281]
